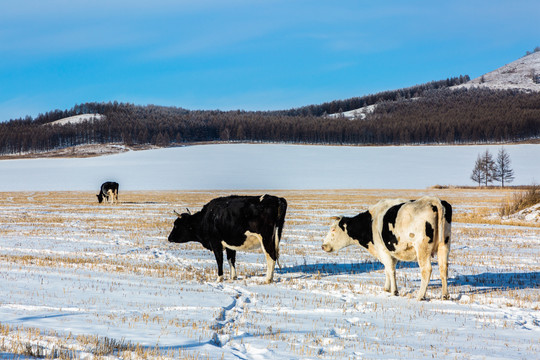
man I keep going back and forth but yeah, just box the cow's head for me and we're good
[97,193,104,203]
[322,216,355,253]
[168,209,197,244]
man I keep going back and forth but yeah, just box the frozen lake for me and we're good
[0,143,539,191]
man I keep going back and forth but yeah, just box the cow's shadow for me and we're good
[279,262,539,293]
[278,260,419,277]
[449,271,539,293]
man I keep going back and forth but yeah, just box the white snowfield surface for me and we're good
[0,143,539,191]
[0,190,538,359]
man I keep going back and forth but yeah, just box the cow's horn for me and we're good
[186,208,192,215]
[173,209,182,217]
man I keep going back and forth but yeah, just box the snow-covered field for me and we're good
[1,144,539,191]
[0,189,539,359]
[1,144,539,359]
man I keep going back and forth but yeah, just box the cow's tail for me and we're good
[435,198,452,299]
[436,199,446,248]
[274,226,282,269]
[275,197,288,269]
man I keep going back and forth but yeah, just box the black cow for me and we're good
[97,181,119,204]
[168,194,287,283]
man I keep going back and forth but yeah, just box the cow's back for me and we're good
[101,181,118,193]
[370,198,409,237]
[371,197,447,261]
[201,195,285,240]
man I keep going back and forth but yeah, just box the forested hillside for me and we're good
[281,75,470,116]
[1,84,539,155]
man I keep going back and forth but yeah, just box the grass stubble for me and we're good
[0,189,538,359]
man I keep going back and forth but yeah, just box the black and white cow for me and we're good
[322,196,452,300]
[97,181,119,204]
[168,195,287,283]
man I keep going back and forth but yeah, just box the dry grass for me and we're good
[499,185,540,217]
[1,188,539,358]
[0,322,135,359]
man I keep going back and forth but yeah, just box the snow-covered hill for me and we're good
[456,51,540,91]
[328,52,540,120]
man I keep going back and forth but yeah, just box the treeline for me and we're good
[1,86,539,155]
[368,88,540,143]
[279,75,470,116]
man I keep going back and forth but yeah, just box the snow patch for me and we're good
[327,104,376,120]
[504,203,540,223]
[44,114,105,126]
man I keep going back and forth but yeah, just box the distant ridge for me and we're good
[330,51,540,120]
[2,52,540,156]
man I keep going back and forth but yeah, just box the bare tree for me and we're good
[480,149,496,187]
[471,150,496,187]
[470,154,484,186]
[493,147,514,187]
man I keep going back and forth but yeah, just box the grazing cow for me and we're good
[322,196,452,300]
[97,181,119,204]
[168,195,287,283]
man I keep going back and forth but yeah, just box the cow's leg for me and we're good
[263,252,276,284]
[212,246,225,282]
[380,254,398,295]
[107,189,114,204]
[384,271,391,293]
[259,229,277,284]
[113,190,118,204]
[416,249,433,301]
[437,243,450,300]
[226,248,237,280]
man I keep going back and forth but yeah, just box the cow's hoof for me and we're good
[263,279,273,284]
[216,276,224,282]
[393,290,399,296]
[442,294,450,300]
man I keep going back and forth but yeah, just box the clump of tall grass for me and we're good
[500,185,540,217]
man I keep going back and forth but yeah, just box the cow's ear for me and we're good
[330,216,342,221]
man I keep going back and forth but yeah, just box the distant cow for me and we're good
[168,195,287,283]
[322,196,452,300]
[97,181,119,204]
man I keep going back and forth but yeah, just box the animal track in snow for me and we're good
[208,283,254,348]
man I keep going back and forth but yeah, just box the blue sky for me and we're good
[1,0,539,121]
